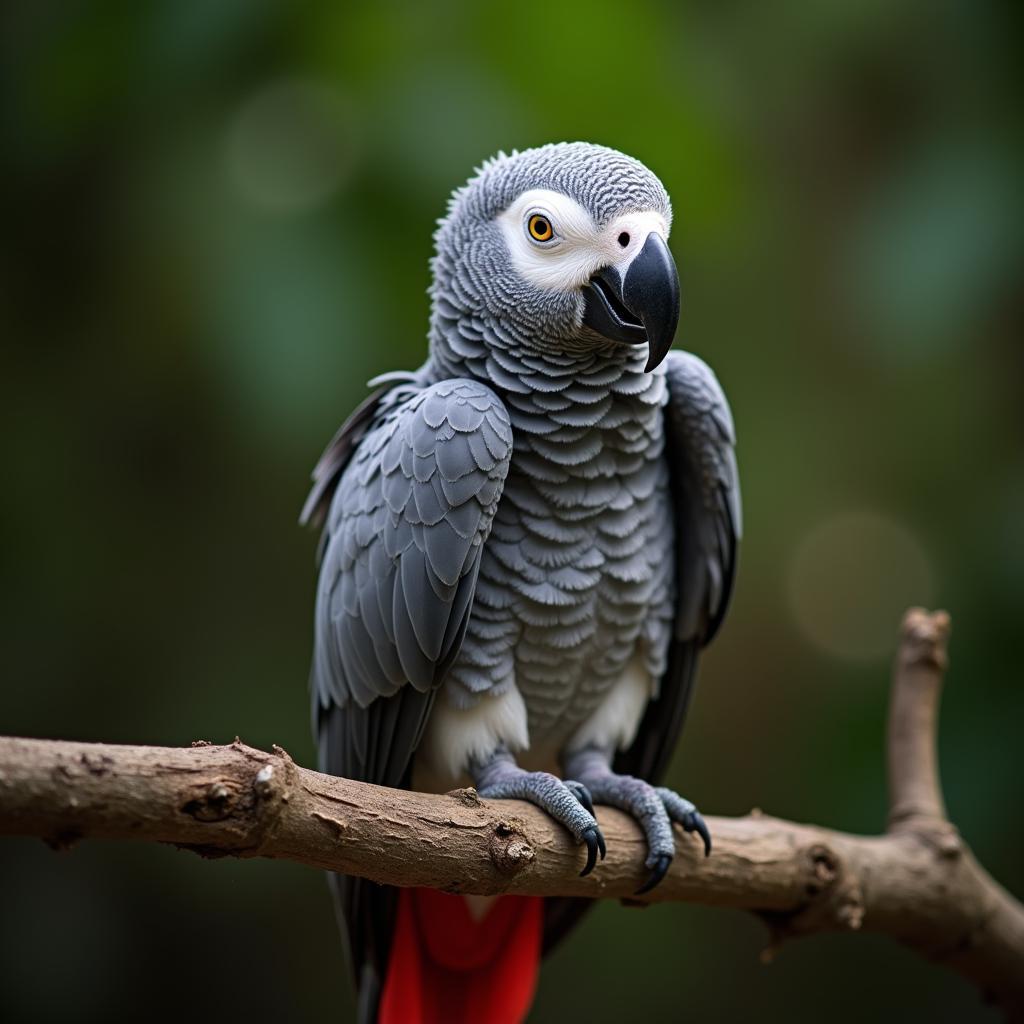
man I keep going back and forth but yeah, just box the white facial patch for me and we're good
[497,188,670,294]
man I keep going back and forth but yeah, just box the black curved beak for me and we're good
[581,233,680,372]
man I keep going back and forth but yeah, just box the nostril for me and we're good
[617,232,630,248]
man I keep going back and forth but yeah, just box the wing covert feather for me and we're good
[312,377,513,719]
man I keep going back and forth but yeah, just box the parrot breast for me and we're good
[438,339,677,755]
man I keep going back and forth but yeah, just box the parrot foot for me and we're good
[564,749,710,894]
[472,750,606,877]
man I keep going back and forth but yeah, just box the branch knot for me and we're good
[488,819,535,877]
[899,607,951,672]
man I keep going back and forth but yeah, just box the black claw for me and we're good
[572,783,595,817]
[580,827,602,877]
[686,812,712,857]
[635,853,672,895]
[596,827,607,861]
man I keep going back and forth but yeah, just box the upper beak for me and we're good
[581,232,681,372]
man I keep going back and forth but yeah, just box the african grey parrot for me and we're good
[301,142,741,1024]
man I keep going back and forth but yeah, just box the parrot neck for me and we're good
[426,309,667,482]
[427,308,655,399]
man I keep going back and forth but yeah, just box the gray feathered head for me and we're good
[430,142,680,373]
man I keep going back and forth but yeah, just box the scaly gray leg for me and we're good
[471,747,607,876]
[563,746,710,894]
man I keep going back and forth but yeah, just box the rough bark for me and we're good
[0,610,1020,1017]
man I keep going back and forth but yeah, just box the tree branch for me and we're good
[887,607,950,827]
[0,610,1020,1018]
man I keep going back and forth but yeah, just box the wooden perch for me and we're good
[0,609,1021,1018]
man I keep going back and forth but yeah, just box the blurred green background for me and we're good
[2,1,1021,1021]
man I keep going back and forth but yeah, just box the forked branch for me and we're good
[0,610,1020,1017]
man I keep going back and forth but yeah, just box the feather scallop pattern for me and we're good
[312,379,512,716]
[430,296,680,742]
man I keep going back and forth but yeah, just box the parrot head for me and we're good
[430,142,679,373]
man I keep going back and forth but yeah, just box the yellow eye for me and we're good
[528,213,554,242]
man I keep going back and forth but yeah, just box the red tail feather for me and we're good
[380,889,542,1024]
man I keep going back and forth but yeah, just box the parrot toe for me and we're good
[655,786,712,857]
[475,764,604,875]
[564,779,596,816]
[634,853,673,895]
[563,757,711,893]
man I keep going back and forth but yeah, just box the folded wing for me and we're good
[306,376,513,1005]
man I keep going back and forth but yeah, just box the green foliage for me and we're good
[1,2,1020,1020]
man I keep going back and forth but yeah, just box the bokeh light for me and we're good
[788,511,935,662]
[225,77,356,214]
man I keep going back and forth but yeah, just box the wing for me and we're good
[307,376,513,1013]
[300,370,420,534]
[618,349,741,784]
[543,351,740,956]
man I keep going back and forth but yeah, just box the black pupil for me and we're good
[534,218,548,235]
[618,232,630,247]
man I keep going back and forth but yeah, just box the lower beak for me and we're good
[581,233,681,372]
